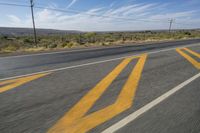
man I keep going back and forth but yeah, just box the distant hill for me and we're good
[0,27,81,36]
[0,27,200,36]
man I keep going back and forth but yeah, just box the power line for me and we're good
[35,6,167,23]
[0,2,29,7]
[0,2,168,23]
[0,2,196,29]
[173,22,192,26]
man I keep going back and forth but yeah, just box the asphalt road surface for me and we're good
[0,39,200,133]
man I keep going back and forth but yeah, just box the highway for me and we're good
[0,39,200,133]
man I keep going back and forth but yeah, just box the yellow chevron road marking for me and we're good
[183,48,200,58]
[176,48,200,69]
[48,54,147,133]
[0,73,50,93]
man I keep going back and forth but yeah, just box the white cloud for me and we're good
[122,4,156,16]
[67,0,79,8]
[110,2,115,8]
[7,15,21,24]
[149,11,196,20]
[3,3,200,31]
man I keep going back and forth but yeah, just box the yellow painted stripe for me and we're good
[0,73,50,93]
[48,54,147,133]
[48,57,133,133]
[183,48,200,58]
[176,48,200,69]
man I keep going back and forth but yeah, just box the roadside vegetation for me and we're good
[0,30,200,53]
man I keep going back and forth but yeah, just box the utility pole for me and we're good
[30,0,37,46]
[169,19,173,33]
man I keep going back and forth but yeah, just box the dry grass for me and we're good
[0,30,200,54]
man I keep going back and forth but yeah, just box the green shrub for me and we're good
[101,42,106,46]
[184,32,191,36]
[67,42,74,48]
[61,42,74,48]
[61,42,68,47]
[48,43,57,48]
[23,38,33,43]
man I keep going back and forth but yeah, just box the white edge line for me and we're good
[102,72,200,133]
[0,43,200,81]
[0,45,125,59]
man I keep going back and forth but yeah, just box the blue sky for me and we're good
[0,0,200,31]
